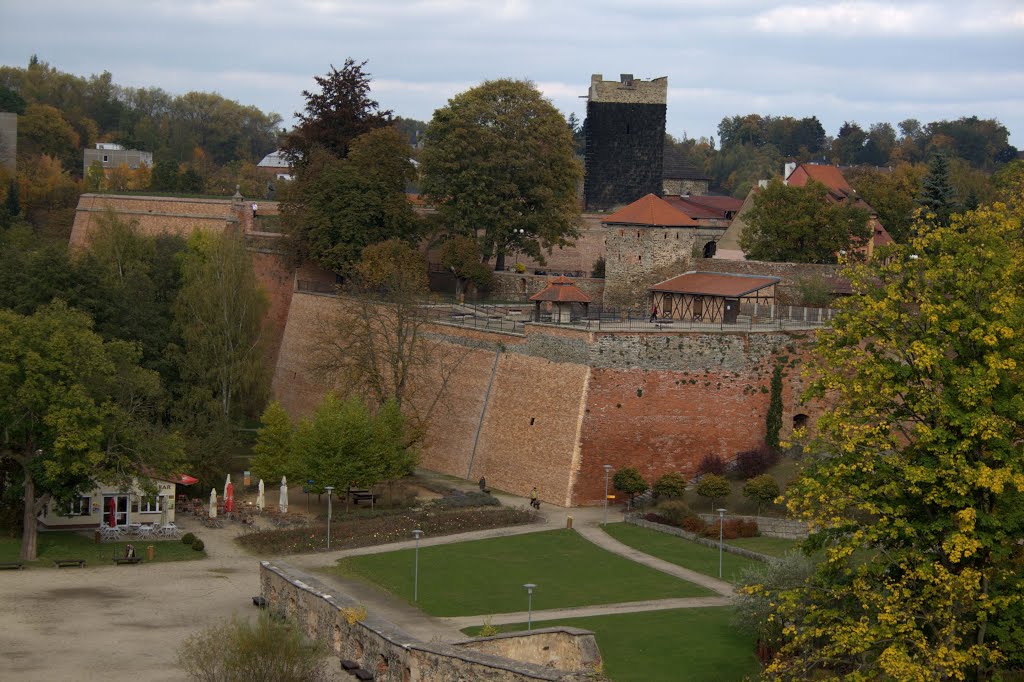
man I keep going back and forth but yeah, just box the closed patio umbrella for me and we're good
[256,479,265,511]
[108,497,116,527]
[223,474,231,503]
[279,476,288,513]
[209,489,218,518]
[160,497,169,526]
[225,481,234,513]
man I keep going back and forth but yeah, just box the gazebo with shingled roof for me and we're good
[529,276,591,323]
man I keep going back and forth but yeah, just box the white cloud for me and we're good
[753,1,1024,36]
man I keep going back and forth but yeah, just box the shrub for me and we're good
[702,518,759,539]
[656,500,693,526]
[681,516,707,533]
[644,512,673,525]
[612,467,649,508]
[695,473,731,512]
[191,539,205,552]
[696,453,727,477]
[591,256,605,279]
[653,472,688,499]
[177,612,328,682]
[742,474,781,515]
[181,532,196,545]
[734,445,780,480]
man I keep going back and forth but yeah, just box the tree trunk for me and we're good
[20,469,39,562]
[495,250,506,272]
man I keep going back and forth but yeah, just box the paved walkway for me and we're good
[290,480,736,642]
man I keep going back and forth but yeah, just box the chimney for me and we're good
[620,74,634,87]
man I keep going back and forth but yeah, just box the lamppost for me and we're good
[324,486,334,550]
[603,465,613,525]
[717,508,726,579]
[412,529,423,602]
[523,583,537,631]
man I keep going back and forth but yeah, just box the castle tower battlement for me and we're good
[584,73,668,212]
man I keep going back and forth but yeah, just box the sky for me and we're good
[2,0,1023,146]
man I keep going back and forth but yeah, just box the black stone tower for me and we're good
[584,73,667,211]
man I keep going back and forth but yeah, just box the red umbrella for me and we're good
[225,481,234,513]
[108,498,116,527]
[174,474,199,486]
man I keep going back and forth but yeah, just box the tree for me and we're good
[766,197,1024,679]
[174,231,268,423]
[765,363,784,450]
[846,163,926,243]
[0,302,172,560]
[439,235,493,300]
[917,151,958,226]
[283,59,392,165]
[420,79,582,271]
[250,401,295,484]
[742,475,780,516]
[281,128,419,275]
[612,467,648,508]
[832,121,867,165]
[695,474,731,512]
[18,103,80,170]
[293,394,412,497]
[741,179,871,263]
[308,240,462,442]
[653,472,688,499]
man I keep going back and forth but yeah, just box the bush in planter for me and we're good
[644,512,673,525]
[695,473,731,512]
[653,472,688,499]
[742,474,781,515]
[181,532,196,545]
[612,467,649,508]
[192,539,205,552]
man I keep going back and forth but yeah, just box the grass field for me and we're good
[601,523,762,583]
[462,607,760,682]
[0,531,205,567]
[330,528,712,616]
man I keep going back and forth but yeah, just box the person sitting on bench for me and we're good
[124,544,136,559]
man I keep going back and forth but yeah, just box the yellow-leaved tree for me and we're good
[763,193,1024,681]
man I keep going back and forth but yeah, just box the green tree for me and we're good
[741,178,871,263]
[250,401,295,484]
[174,231,268,423]
[612,467,648,508]
[991,159,1024,202]
[742,475,780,516]
[695,474,731,513]
[846,163,926,243]
[18,103,80,170]
[765,363,784,450]
[767,197,1024,679]
[420,79,582,270]
[917,151,958,226]
[282,128,419,276]
[0,302,174,560]
[439,235,493,300]
[652,472,688,499]
[283,59,392,165]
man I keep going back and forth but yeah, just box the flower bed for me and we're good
[236,507,539,555]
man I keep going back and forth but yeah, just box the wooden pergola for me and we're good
[649,271,779,323]
[529,276,591,323]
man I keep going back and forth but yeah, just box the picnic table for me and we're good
[346,488,379,506]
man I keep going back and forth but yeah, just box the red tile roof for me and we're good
[602,194,698,227]
[787,164,852,193]
[529,276,592,303]
[650,271,780,297]
[663,194,743,221]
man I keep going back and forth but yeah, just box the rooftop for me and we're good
[602,194,697,227]
[650,271,780,297]
[529,276,592,303]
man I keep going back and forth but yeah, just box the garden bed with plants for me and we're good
[236,505,538,555]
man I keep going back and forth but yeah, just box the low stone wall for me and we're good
[698,513,810,540]
[260,561,603,681]
[625,514,773,562]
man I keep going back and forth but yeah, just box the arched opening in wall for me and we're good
[703,241,717,258]
[793,413,809,430]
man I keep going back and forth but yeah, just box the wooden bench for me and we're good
[347,489,379,506]
[113,557,142,565]
[0,561,25,570]
[53,559,86,568]
[252,596,267,609]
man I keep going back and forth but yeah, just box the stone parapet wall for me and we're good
[588,74,667,105]
[69,193,239,248]
[662,178,710,196]
[260,561,601,681]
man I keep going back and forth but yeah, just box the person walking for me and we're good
[649,304,658,323]
[252,202,258,219]
[530,487,540,509]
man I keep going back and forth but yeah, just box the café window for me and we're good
[68,496,91,516]
[140,495,162,513]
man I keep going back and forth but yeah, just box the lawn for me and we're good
[726,535,801,557]
[601,523,761,583]
[330,528,712,617]
[0,531,205,567]
[462,607,760,682]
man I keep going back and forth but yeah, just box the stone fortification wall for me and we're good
[489,272,604,304]
[602,226,695,308]
[69,194,238,248]
[662,178,710,196]
[260,561,601,681]
[503,214,607,276]
[697,513,810,540]
[587,74,667,105]
[694,257,843,305]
